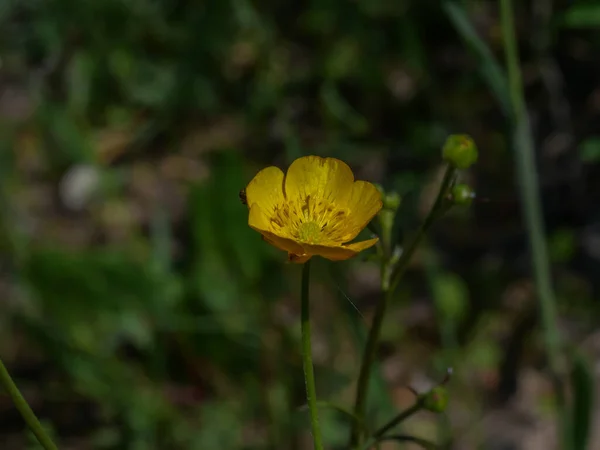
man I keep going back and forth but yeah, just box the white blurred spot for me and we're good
[59,164,101,211]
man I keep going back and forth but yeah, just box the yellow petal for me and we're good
[249,205,305,255]
[344,237,380,253]
[261,231,307,255]
[339,181,383,242]
[246,166,285,215]
[284,156,354,206]
[301,237,379,261]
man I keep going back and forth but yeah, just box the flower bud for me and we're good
[442,134,478,169]
[383,192,402,211]
[421,386,448,413]
[451,184,475,206]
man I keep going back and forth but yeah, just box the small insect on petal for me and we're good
[239,188,247,205]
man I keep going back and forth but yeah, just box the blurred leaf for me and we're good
[443,1,510,116]
[320,407,352,448]
[91,427,122,448]
[560,3,600,28]
[578,137,600,162]
[466,339,501,370]
[38,104,95,165]
[298,401,368,434]
[189,182,239,313]
[569,350,594,450]
[21,246,182,354]
[109,49,135,81]
[67,51,94,116]
[432,272,469,322]
[212,152,268,282]
[194,401,244,450]
[320,82,369,135]
[330,264,397,424]
[325,39,360,80]
[364,434,439,450]
[549,228,577,263]
[126,60,177,107]
[188,152,272,361]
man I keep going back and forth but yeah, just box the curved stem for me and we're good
[349,286,394,447]
[0,358,59,450]
[388,165,455,294]
[372,399,423,439]
[301,260,324,450]
[349,166,456,448]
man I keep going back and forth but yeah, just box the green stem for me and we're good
[388,165,455,294]
[0,358,58,450]
[499,0,566,447]
[349,165,455,448]
[301,260,324,450]
[372,399,423,439]
[349,286,394,447]
[499,0,561,393]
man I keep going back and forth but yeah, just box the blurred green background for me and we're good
[1,0,600,448]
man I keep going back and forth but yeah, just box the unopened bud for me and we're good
[442,134,478,169]
[383,192,402,211]
[451,184,475,206]
[421,386,448,413]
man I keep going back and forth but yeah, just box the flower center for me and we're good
[297,221,322,244]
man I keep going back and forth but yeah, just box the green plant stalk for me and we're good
[372,398,423,439]
[348,286,394,447]
[301,260,325,450]
[499,0,566,446]
[0,358,58,450]
[499,0,561,392]
[389,166,455,294]
[349,166,455,448]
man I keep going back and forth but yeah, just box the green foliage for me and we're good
[432,272,469,323]
[560,2,600,28]
[578,138,600,163]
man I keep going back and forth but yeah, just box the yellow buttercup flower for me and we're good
[245,155,383,263]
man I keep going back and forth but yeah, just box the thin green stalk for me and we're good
[0,358,58,450]
[349,286,394,447]
[349,166,455,448]
[301,260,324,450]
[388,166,455,294]
[371,399,423,439]
[499,0,561,391]
[499,0,566,447]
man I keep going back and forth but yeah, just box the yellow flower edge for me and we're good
[245,155,382,263]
